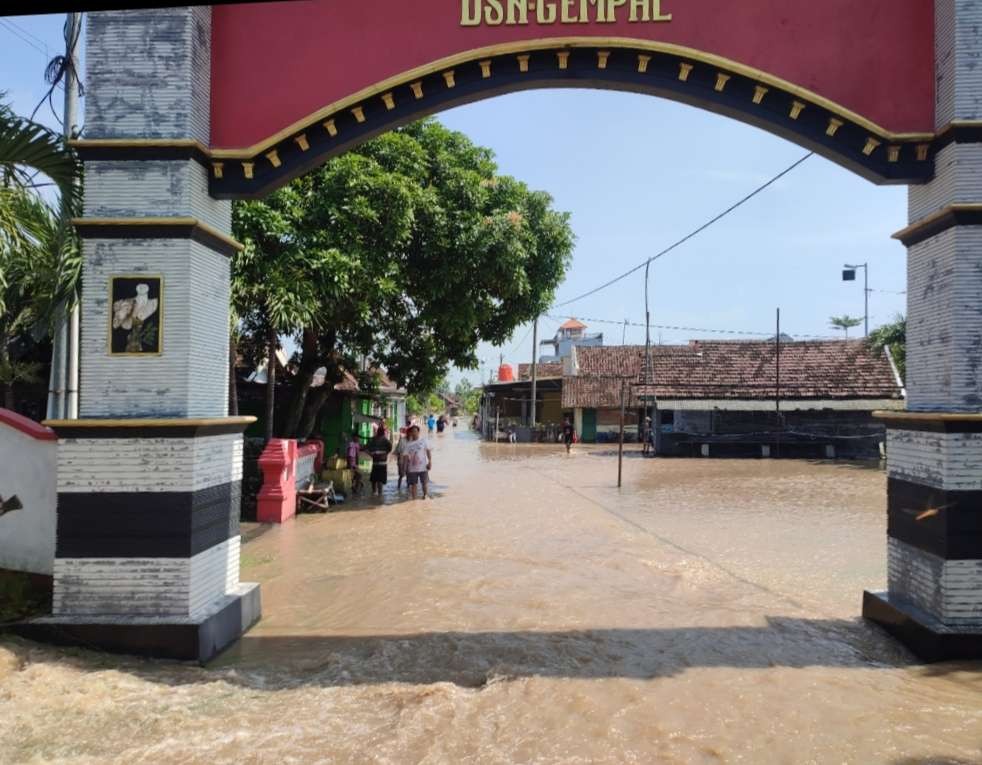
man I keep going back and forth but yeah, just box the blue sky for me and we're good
[2,14,908,389]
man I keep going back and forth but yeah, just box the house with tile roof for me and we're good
[562,340,905,457]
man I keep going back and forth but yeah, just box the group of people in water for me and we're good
[345,414,451,500]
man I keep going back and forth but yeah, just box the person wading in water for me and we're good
[394,426,410,490]
[368,424,392,497]
[405,424,432,500]
[562,417,575,454]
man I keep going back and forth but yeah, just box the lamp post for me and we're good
[842,262,870,337]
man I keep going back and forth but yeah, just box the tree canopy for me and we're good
[232,119,574,438]
[0,98,79,411]
[829,314,863,338]
[868,314,905,383]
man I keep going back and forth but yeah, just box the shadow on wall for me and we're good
[6,616,976,691]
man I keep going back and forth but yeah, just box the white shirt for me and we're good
[406,438,429,472]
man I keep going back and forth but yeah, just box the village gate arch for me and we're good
[31,1,982,662]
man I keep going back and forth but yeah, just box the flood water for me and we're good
[1,431,980,764]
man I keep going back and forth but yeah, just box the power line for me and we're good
[505,322,535,359]
[544,313,840,340]
[2,17,50,53]
[0,19,64,99]
[0,18,49,58]
[555,152,814,308]
[29,14,83,127]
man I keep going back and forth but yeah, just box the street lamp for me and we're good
[842,262,870,337]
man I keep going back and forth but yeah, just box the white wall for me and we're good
[0,421,57,575]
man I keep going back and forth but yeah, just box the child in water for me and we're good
[346,432,364,494]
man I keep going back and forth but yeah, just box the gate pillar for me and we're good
[20,8,261,662]
[863,0,982,660]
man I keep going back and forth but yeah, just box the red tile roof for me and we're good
[562,341,902,408]
[517,362,564,380]
[559,318,587,330]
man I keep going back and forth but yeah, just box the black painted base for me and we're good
[863,590,982,663]
[12,583,261,665]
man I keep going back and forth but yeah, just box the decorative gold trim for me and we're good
[410,81,424,99]
[242,161,254,179]
[294,133,310,151]
[887,145,901,163]
[479,59,492,78]
[752,85,768,105]
[206,38,933,158]
[323,119,338,137]
[107,274,164,357]
[381,92,396,110]
[265,149,281,168]
[557,50,570,70]
[597,50,610,69]
[678,61,693,82]
[351,106,366,123]
[211,162,224,179]
[69,138,210,153]
[790,100,806,120]
[863,137,881,156]
[826,118,843,137]
[916,144,929,161]
[43,416,258,429]
[714,72,730,92]
[873,411,982,423]
[442,70,456,88]
[892,203,982,242]
[71,217,245,252]
[934,119,982,140]
[517,54,530,72]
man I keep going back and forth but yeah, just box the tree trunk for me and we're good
[264,325,277,442]
[296,385,331,441]
[283,328,320,437]
[228,335,239,417]
[283,328,335,438]
[0,345,14,411]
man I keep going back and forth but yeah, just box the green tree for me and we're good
[233,119,574,439]
[0,100,80,412]
[0,188,79,408]
[868,314,906,383]
[829,314,863,338]
[0,97,79,249]
[232,185,337,440]
[454,378,481,414]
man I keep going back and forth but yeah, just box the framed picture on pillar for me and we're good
[109,275,163,355]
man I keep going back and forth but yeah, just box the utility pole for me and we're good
[842,262,870,337]
[48,13,83,420]
[775,307,782,459]
[644,260,659,455]
[530,317,538,428]
[622,319,628,345]
[65,12,82,419]
[617,380,626,488]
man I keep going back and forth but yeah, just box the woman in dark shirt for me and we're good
[368,425,392,497]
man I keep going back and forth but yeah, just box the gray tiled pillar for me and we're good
[863,0,982,661]
[23,8,260,663]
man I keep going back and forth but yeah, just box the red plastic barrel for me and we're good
[498,364,514,382]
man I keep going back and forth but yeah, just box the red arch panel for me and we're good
[211,0,934,151]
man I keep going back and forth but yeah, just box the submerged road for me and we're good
[1,431,980,763]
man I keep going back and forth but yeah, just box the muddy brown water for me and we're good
[1,432,980,764]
